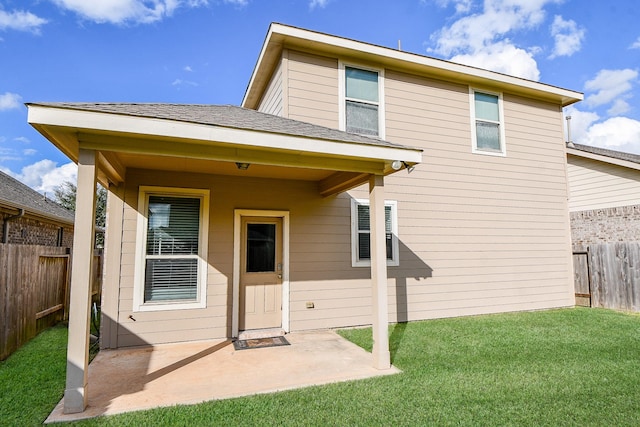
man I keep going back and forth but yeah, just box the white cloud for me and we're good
[172,78,197,87]
[12,159,77,194]
[630,37,640,49]
[584,69,638,108]
[450,41,540,81]
[49,0,209,25]
[428,0,564,80]
[0,8,48,33]
[430,0,473,14]
[224,0,247,5]
[14,136,30,144]
[430,0,559,57]
[309,0,329,9]
[577,117,640,154]
[564,106,598,141]
[183,65,193,72]
[607,99,631,116]
[0,145,21,162]
[548,15,584,58]
[23,148,37,156]
[0,92,22,111]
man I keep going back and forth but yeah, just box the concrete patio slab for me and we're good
[46,330,400,423]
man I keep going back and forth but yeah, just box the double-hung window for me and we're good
[351,199,398,267]
[134,187,209,311]
[470,89,506,156]
[341,64,384,137]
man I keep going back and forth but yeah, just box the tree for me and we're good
[53,181,107,247]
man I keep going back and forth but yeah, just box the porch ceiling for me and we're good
[27,103,422,197]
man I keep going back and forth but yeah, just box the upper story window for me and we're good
[470,89,506,156]
[351,198,398,267]
[340,64,385,138]
[134,186,209,312]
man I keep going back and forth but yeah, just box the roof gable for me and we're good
[243,23,583,109]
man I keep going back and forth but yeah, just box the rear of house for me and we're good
[28,23,583,414]
[244,24,582,326]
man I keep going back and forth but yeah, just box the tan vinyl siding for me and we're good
[350,70,572,323]
[116,53,575,344]
[285,50,339,128]
[117,169,375,345]
[567,154,640,211]
[257,61,283,116]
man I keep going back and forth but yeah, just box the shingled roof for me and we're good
[28,103,413,151]
[0,170,75,224]
[569,142,640,165]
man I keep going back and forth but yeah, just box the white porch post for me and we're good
[369,174,390,369]
[64,149,97,414]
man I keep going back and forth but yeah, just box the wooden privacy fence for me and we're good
[0,244,103,360]
[573,242,640,312]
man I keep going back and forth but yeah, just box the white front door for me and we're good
[239,217,283,331]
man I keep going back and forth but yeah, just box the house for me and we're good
[0,170,74,246]
[566,142,640,310]
[567,142,640,248]
[26,23,582,414]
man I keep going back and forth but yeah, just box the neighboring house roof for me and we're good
[0,170,75,224]
[567,142,640,172]
[243,23,584,109]
[28,102,411,151]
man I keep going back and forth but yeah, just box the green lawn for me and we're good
[0,324,67,426]
[2,308,639,426]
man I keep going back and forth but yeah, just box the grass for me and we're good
[1,308,639,426]
[0,324,68,426]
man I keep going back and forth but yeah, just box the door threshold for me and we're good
[238,328,285,340]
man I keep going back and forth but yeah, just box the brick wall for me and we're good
[1,214,74,247]
[570,204,640,248]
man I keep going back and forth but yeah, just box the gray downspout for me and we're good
[2,209,25,243]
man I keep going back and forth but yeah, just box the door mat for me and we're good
[233,336,290,351]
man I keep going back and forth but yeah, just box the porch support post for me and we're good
[100,183,125,349]
[64,148,97,414]
[369,174,390,370]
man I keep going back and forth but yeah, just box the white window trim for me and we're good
[469,87,507,157]
[338,61,386,139]
[133,186,210,312]
[351,198,398,267]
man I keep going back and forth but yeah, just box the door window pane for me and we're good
[246,223,276,272]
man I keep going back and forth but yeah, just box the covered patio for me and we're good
[27,103,422,416]
[46,329,400,422]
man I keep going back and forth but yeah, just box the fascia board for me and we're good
[567,148,640,172]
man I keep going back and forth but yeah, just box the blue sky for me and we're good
[1,0,639,193]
